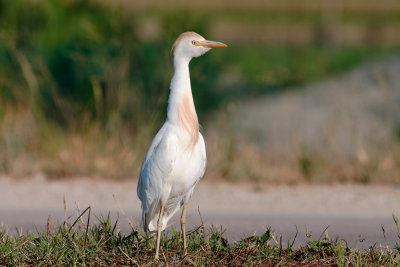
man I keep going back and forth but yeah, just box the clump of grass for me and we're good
[1,210,400,266]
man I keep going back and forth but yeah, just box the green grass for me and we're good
[1,211,400,266]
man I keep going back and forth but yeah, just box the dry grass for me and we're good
[2,100,400,184]
[204,116,400,184]
[203,57,400,184]
[0,106,153,179]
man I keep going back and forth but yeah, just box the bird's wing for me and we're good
[197,132,207,179]
[137,126,178,229]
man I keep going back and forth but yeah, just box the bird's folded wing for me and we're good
[137,132,178,223]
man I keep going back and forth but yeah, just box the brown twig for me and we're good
[68,206,91,233]
[118,246,138,265]
[318,226,330,242]
[83,206,91,250]
[46,216,51,237]
[75,202,87,228]
[290,225,299,248]
[63,193,68,231]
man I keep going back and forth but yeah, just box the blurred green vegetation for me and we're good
[0,0,398,177]
[147,7,400,26]
[215,44,393,97]
[0,0,218,131]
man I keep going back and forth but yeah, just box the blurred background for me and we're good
[1,0,400,184]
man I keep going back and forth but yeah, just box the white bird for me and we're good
[137,32,227,259]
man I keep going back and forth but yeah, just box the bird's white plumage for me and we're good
[137,32,211,233]
[137,122,206,231]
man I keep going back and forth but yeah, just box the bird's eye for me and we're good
[192,40,197,46]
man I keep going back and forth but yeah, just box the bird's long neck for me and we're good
[167,57,199,144]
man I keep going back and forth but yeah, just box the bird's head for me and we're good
[171,32,227,62]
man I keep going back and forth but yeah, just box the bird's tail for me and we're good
[143,201,180,233]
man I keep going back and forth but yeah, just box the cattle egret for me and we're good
[137,32,227,259]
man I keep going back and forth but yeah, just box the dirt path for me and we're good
[1,176,400,248]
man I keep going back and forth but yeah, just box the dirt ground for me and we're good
[1,176,399,249]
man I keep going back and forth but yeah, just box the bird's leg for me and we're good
[155,204,165,260]
[181,202,187,256]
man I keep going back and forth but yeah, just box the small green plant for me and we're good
[305,226,313,238]
[393,213,399,235]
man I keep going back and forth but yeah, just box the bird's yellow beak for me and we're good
[196,40,228,48]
